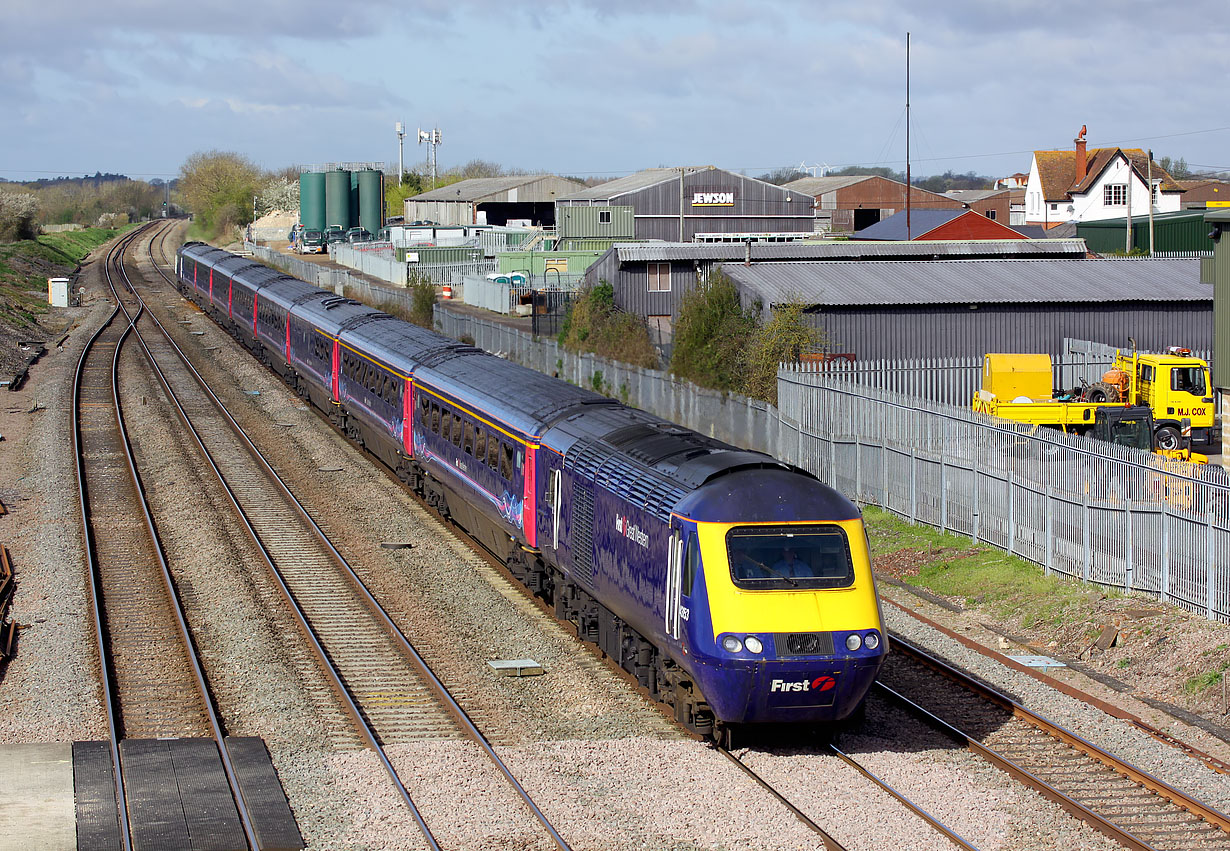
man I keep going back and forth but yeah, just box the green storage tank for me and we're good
[325,169,352,231]
[299,172,326,232]
[358,170,384,236]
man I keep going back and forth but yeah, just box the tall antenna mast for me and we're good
[906,32,911,240]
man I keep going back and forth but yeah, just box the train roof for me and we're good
[416,352,610,439]
[542,401,804,521]
[253,276,326,309]
[232,263,295,291]
[341,320,475,377]
[293,294,388,336]
[674,467,859,524]
[180,242,233,265]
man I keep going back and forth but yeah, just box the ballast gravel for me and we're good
[2,229,1230,849]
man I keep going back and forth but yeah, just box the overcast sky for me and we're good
[3,1,1228,184]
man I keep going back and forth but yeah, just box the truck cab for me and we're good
[1130,349,1215,448]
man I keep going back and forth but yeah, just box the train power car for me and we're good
[176,242,889,741]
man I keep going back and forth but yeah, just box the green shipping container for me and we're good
[325,170,352,231]
[358,170,383,236]
[299,172,326,232]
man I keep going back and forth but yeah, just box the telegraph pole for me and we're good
[1147,149,1155,255]
[905,32,911,240]
[396,122,405,185]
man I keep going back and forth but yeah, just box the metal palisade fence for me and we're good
[777,365,1230,623]
[811,339,1213,409]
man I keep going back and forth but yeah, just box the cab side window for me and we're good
[683,532,700,596]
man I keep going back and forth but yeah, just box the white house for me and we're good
[1025,127,1182,229]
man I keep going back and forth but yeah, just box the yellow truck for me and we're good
[972,348,1217,455]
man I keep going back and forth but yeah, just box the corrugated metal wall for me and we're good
[1079,213,1216,255]
[403,199,474,226]
[560,169,814,241]
[1214,232,1230,389]
[806,302,1214,361]
[557,206,634,240]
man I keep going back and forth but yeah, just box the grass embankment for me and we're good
[862,506,1114,632]
[0,226,132,330]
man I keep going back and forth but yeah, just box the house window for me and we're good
[1151,183,1159,205]
[984,210,996,220]
[1103,184,1127,206]
[598,210,612,225]
[1050,203,1058,212]
[648,262,671,292]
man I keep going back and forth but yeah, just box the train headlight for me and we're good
[845,634,863,651]
[744,636,763,654]
[864,632,881,650]
[721,635,743,654]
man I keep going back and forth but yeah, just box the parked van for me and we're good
[299,230,327,254]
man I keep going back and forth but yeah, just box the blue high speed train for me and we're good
[177,242,888,739]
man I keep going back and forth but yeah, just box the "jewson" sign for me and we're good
[691,191,734,206]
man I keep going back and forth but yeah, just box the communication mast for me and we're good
[418,126,442,188]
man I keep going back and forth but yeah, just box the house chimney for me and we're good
[1074,125,1088,185]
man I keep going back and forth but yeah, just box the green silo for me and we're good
[299,172,326,231]
[358,170,384,236]
[325,169,352,230]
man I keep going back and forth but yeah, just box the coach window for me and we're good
[474,428,486,462]
[430,403,441,434]
[487,434,500,469]
[499,442,514,480]
[440,407,452,442]
[463,421,475,455]
[451,412,463,447]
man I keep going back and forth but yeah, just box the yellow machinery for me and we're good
[973,347,1216,459]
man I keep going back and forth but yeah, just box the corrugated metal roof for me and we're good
[944,189,1008,203]
[721,258,1208,307]
[613,239,1088,263]
[782,175,876,195]
[561,166,715,201]
[410,175,582,202]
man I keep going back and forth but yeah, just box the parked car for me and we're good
[298,230,327,254]
[346,227,372,245]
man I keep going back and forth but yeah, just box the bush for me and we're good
[408,270,436,328]
[740,301,822,404]
[670,271,757,392]
[0,191,40,241]
[558,281,658,370]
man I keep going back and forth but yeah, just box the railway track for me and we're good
[136,224,572,850]
[880,633,1230,850]
[74,223,263,850]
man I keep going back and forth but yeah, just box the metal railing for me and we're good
[777,366,1230,623]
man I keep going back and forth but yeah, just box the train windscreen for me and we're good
[726,525,854,590]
